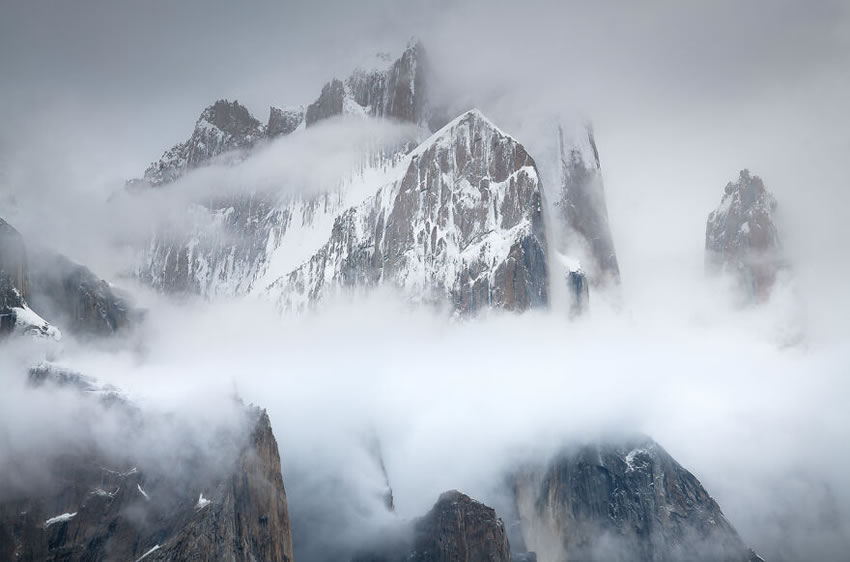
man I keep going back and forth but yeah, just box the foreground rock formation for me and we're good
[511,437,762,562]
[0,366,294,562]
[706,169,782,299]
[354,490,512,562]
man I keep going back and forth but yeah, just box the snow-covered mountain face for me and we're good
[706,169,781,299]
[130,41,614,315]
[270,110,548,313]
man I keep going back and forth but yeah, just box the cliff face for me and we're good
[555,125,620,286]
[0,368,293,562]
[1,216,134,339]
[271,109,548,313]
[28,251,133,338]
[706,169,782,299]
[0,218,60,338]
[512,438,762,562]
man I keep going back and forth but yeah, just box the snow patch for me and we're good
[44,512,76,527]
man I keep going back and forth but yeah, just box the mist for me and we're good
[2,0,849,560]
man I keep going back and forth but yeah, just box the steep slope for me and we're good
[706,169,782,299]
[133,42,441,298]
[512,437,762,562]
[281,40,439,134]
[353,490,512,562]
[0,367,294,562]
[1,216,134,339]
[554,125,620,286]
[135,100,265,187]
[270,109,549,313]
[0,217,60,338]
[28,251,134,337]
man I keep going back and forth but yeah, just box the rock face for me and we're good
[304,40,436,130]
[0,218,60,338]
[138,99,265,187]
[555,125,620,286]
[271,109,549,313]
[354,490,512,562]
[267,105,305,137]
[0,370,294,562]
[706,169,781,299]
[1,216,134,339]
[512,437,762,562]
[28,251,133,337]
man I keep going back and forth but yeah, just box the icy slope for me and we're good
[268,109,549,313]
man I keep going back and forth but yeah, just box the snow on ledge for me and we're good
[44,512,76,527]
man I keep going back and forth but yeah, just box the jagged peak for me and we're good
[411,108,517,157]
[196,99,262,134]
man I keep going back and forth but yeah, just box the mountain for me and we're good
[270,109,549,313]
[129,42,615,316]
[136,100,265,187]
[0,216,134,339]
[706,169,782,299]
[353,490,512,562]
[0,366,294,562]
[555,125,620,286]
[511,437,762,562]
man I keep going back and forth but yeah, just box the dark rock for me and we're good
[306,79,346,126]
[706,169,782,299]
[138,99,264,186]
[267,106,305,137]
[512,437,763,562]
[0,381,294,562]
[354,490,512,562]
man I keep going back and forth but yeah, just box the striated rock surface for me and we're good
[512,437,762,562]
[354,490,512,562]
[271,109,549,313]
[555,125,620,286]
[0,369,294,562]
[706,169,782,299]
[137,100,265,187]
[303,40,437,130]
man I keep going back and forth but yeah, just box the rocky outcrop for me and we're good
[512,437,762,562]
[147,411,294,562]
[267,105,305,137]
[354,490,512,562]
[136,100,265,187]
[706,170,782,299]
[271,109,549,314]
[1,216,134,339]
[303,40,437,130]
[555,125,620,286]
[0,369,294,562]
[0,217,60,338]
[28,251,134,337]
[306,79,347,126]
